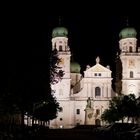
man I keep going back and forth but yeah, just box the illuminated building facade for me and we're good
[50,26,140,128]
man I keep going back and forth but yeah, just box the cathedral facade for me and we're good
[50,26,140,128]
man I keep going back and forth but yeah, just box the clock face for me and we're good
[88,112,93,119]
[59,58,64,65]
[129,59,135,66]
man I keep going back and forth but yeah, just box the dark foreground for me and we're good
[33,128,102,140]
[0,124,140,140]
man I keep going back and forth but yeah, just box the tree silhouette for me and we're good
[33,48,64,122]
[101,94,139,124]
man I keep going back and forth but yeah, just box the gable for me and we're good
[84,64,112,78]
[86,64,111,72]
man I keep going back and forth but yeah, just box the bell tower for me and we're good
[51,26,71,100]
[52,27,71,79]
[50,26,72,128]
[119,26,140,97]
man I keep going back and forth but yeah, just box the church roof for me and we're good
[119,27,137,39]
[52,27,68,38]
[70,61,81,73]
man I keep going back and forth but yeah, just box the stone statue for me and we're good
[86,97,91,108]
[96,56,100,64]
[85,97,94,125]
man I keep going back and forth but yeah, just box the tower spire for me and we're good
[58,16,61,26]
[126,16,129,26]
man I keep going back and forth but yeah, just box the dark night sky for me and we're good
[41,16,140,74]
[1,14,140,88]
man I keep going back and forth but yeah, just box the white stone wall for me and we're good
[50,31,113,128]
[120,37,140,98]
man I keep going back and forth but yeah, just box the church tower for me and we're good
[50,26,72,128]
[51,26,71,99]
[52,27,71,78]
[119,27,140,97]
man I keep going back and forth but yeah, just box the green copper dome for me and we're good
[119,27,137,39]
[52,27,68,38]
[70,62,81,73]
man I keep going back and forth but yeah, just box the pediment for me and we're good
[86,64,111,72]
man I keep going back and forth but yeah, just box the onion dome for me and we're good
[52,27,68,38]
[70,62,81,73]
[119,27,137,39]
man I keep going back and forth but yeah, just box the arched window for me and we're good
[96,109,100,115]
[59,45,63,51]
[130,71,133,78]
[129,46,132,52]
[95,87,101,97]
[76,109,80,114]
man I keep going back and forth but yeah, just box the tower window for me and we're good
[129,46,132,52]
[59,45,63,51]
[96,109,100,115]
[95,87,101,97]
[76,109,80,114]
[54,43,56,48]
[130,71,133,78]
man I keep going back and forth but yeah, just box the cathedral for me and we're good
[50,25,140,129]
